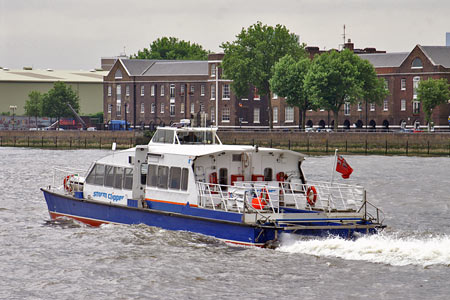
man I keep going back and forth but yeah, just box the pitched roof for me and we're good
[118,59,208,77]
[420,46,450,68]
[357,52,409,68]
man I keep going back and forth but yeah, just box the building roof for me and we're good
[420,46,450,68]
[357,52,409,67]
[118,59,208,77]
[0,68,108,83]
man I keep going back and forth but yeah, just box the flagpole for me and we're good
[330,149,338,185]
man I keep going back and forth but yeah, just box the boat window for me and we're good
[232,154,241,162]
[86,164,105,186]
[123,168,133,190]
[169,167,181,189]
[181,168,189,191]
[157,166,169,189]
[264,168,273,181]
[147,164,158,187]
[177,131,213,144]
[219,168,228,190]
[114,167,123,189]
[151,129,174,144]
[104,165,114,187]
[140,163,147,185]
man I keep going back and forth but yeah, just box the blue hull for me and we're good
[42,189,380,246]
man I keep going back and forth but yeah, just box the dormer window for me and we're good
[115,69,123,79]
[411,58,423,69]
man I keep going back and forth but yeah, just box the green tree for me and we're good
[270,55,313,130]
[417,78,450,128]
[305,49,387,130]
[221,22,306,129]
[42,82,80,127]
[24,91,43,128]
[131,37,209,60]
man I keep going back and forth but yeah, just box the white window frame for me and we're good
[141,103,145,114]
[222,84,230,100]
[170,103,175,116]
[210,64,216,77]
[125,85,130,97]
[151,103,155,114]
[140,86,145,96]
[160,104,165,114]
[200,84,205,96]
[190,103,195,114]
[370,103,375,111]
[116,99,121,116]
[401,99,406,111]
[151,85,155,96]
[273,106,278,123]
[272,93,278,99]
[180,103,185,114]
[161,85,165,96]
[285,106,294,123]
[107,85,112,97]
[221,107,230,123]
[210,107,215,123]
[108,103,112,114]
[253,107,260,124]
[116,85,121,101]
[383,99,389,111]
[401,79,406,91]
[210,85,216,100]
[357,102,362,111]
[126,103,130,113]
[413,76,420,99]
[170,84,175,99]
[344,102,350,116]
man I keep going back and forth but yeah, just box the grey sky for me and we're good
[1,0,449,70]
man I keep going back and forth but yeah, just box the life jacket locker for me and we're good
[276,172,285,182]
[231,174,244,186]
[252,174,265,181]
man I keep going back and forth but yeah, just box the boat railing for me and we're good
[196,180,370,214]
[51,167,86,194]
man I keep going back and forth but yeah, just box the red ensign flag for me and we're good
[336,154,353,179]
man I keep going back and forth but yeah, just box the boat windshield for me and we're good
[177,131,214,144]
[151,129,175,144]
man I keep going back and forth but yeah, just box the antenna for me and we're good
[342,24,346,45]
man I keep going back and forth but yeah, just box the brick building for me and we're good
[289,44,450,130]
[103,54,268,129]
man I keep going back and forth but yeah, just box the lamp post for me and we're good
[9,105,17,130]
[124,103,128,130]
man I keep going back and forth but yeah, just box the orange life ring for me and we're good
[63,175,74,192]
[251,188,269,209]
[306,186,317,206]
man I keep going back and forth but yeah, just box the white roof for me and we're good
[0,68,108,83]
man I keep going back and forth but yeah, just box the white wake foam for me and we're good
[278,233,450,267]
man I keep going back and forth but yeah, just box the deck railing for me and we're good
[51,167,86,194]
[196,180,370,215]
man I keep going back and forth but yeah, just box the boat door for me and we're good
[132,145,148,207]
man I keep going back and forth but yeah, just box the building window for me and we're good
[151,85,155,96]
[285,106,294,123]
[357,102,362,111]
[413,76,420,99]
[413,101,420,114]
[190,85,195,94]
[222,107,230,122]
[273,107,278,123]
[115,69,122,79]
[384,79,389,90]
[170,103,175,116]
[141,103,145,114]
[253,107,260,123]
[401,99,406,111]
[160,104,165,114]
[108,104,112,114]
[401,79,406,91]
[254,87,260,100]
[273,93,278,99]
[370,103,375,111]
[211,107,215,123]
[107,85,112,96]
[180,85,185,95]
[140,86,145,96]
[222,84,230,100]
[412,58,423,69]
[161,85,165,96]
[190,103,195,114]
[170,84,175,98]
[210,64,216,77]
[116,100,121,116]
[151,103,155,114]
[210,85,216,100]
[344,102,350,116]
[383,99,388,111]
[200,102,204,112]
[116,85,121,101]
[125,85,130,97]
[126,103,130,113]
[200,84,205,96]
[180,103,185,114]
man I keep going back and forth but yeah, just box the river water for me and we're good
[1,147,449,299]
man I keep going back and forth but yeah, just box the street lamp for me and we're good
[9,105,17,130]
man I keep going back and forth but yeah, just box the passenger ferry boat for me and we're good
[42,126,385,247]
